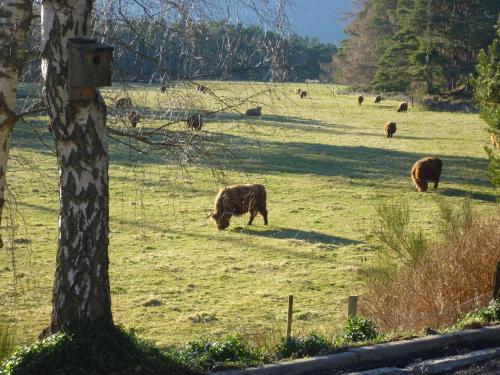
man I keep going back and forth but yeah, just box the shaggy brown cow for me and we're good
[411,157,443,192]
[245,107,262,116]
[397,102,408,112]
[384,121,396,138]
[295,88,302,95]
[197,85,206,93]
[491,134,499,149]
[160,85,166,93]
[358,95,364,105]
[300,90,308,98]
[209,184,268,230]
[116,97,132,109]
[186,114,203,130]
[128,111,140,128]
[374,95,382,103]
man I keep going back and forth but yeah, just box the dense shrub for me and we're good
[0,325,196,375]
[454,299,500,330]
[335,317,378,344]
[172,334,261,370]
[362,199,500,333]
[275,333,331,359]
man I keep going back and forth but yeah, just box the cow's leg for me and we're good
[433,179,439,189]
[248,209,257,225]
[259,207,268,225]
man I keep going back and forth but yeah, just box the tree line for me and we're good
[334,0,500,95]
[103,20,336,83]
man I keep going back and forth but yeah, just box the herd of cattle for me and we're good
[113,85,463,230]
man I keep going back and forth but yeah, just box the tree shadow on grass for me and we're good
[439,188,498,203]
[233,226,363,247]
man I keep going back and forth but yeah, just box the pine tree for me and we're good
[471,17,500,185]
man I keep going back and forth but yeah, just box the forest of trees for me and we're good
[107,21,336,83]
[333,0,500,94]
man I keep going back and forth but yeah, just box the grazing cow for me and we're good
[358,95,364,105]
[209,184,268,230]
[397,102,408,112]
[116,97,132,109]
[300,90,308,98]
[160,85,166,93]
[491,134,499,149]
[384,121,396,138]
[245,107,262,116]
[197,85,206,93]
[128,111,140,128]
[295,88,302,95]
[374,95,382,103]
[186,114,203,130]
[411,157,443,192]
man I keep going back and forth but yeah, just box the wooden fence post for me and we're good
[287,295,294,339]
[492,262,500,300]
[348,296,358,318]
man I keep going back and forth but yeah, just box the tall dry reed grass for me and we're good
[361,199,500,333]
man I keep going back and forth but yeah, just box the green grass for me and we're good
[1,81,497,348]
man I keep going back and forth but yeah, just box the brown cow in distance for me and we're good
[358,95,364,105]
[186,114,203,130]
[374,95,382,103]
[160,85,166,93]
[397,102,408,112]
[245,107,262,116]
[116,97,132,109]
[300,90,308,98]
[209,184,268,230]
[384,121,396,138]
[128,111,140,128]
[197,85,206,93]
[411,157,443,192]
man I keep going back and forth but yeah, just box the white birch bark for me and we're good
[0,0,33,247]
[41,0,113,332]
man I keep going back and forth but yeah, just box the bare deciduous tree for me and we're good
[0,0,33,248]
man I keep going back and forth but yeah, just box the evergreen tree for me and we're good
[471,17,500,185]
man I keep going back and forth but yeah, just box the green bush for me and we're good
[336,316,378,344]
[373,200,428,268]
[275,333,331,359]
[0,325,196,375]
[454,300,500,330]
[173,334,261,370]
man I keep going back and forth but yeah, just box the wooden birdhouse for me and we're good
[68,38,113,101]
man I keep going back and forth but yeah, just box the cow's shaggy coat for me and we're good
[210,184,268,230]
[397,102,408,112]
[411,157,443,192]
[384,121,396,138]
[116,97,132,109]
[245,107,262,116]
[358,95,364,105]
[186,114,203,130]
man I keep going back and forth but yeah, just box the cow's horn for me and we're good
[205,213,212,219]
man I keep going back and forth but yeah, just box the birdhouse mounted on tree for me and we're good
[68,38,113,101]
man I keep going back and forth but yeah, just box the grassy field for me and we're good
[0,81,497,348]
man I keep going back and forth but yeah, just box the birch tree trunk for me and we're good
[0,0,33,248]
[41,0,113,332]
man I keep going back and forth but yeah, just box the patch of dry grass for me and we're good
[361,205,500,333]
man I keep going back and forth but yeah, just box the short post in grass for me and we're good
[348,295,358,318]
[287,295,294,339]
[492,261,500,300]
